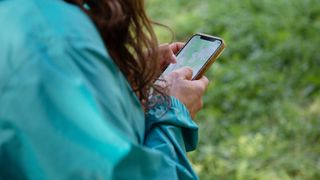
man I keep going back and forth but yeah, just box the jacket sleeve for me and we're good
[143,96,199,178]
[115,97,199,180]
[0,39,199,180]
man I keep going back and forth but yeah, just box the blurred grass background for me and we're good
[147,0,320,179]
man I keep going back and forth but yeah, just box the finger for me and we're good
[170,42,185,54]
[199,76,209,87]
[159,43,169,48]
[168,53,177,64]
[193,76,209,92]
[158,46,176,70]
[158,44,170,56]
[160,44,177,63]
[173,67,193,80]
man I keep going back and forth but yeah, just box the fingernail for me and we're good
[171,54,177,63]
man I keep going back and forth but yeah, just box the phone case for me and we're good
[191,33,225,80]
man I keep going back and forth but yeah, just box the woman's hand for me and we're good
[164,67,209,119]
[158,42,209,118]
[158,42,185,70]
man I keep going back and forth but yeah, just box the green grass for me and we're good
[147,0,320,179]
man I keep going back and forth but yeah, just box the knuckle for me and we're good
[185,67,193,74]
[161,44,170,49]
[170,71,180,79]
[183,67,193,78]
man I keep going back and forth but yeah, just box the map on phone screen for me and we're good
[162,35,222,79]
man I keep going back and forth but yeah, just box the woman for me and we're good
[0,0,209,179]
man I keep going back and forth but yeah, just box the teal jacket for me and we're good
[0,0,199,179]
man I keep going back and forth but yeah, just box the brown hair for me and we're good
[66,0,162,108]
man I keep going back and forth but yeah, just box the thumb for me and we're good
[173,67,193,80]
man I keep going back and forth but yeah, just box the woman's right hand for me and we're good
[164,67,209,119]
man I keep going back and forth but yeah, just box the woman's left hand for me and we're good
[158,42,185,70]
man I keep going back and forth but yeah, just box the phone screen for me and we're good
[162,34,223,79]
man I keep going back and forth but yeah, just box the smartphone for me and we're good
[162,33,225,80]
